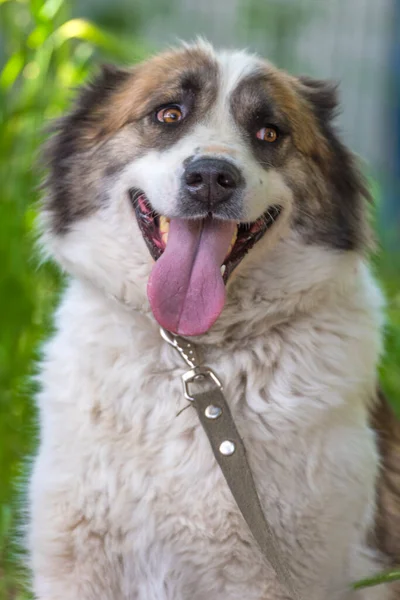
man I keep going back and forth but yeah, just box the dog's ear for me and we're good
[73,64,131,117]
[295,75,372,250]
[60,64,132,138]
[42,64,133,233]
[44,63,132,177]
[296,76,339,124]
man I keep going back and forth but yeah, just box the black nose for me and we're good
[183,158,242,206]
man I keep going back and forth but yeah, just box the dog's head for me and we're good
[42,41,370,336]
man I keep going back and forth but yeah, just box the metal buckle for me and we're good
[160,327,200,369]
[159,327,223,401]
[182,366,223,401]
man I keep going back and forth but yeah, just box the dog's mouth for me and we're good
[131,190,282,336]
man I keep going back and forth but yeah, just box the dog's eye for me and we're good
[156,105,183,124]
[256,126,279,142]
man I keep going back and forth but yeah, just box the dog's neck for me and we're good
[187,234,366,347]
[71,232,368,352]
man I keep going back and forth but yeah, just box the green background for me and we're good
[0,0,399,597]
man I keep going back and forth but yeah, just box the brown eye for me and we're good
[156,106,183,124]
[256,126,278,142]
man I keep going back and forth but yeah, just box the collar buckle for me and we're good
[182,366,223,401]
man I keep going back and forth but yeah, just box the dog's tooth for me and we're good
[220,265,226,275]
[159,216,170,235]
[231,227,238,246]
[158,216,169,247]
[229,227,238,252]
[225,226,238,258]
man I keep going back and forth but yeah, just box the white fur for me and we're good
[28,44,393,600]
[29,223,390,600]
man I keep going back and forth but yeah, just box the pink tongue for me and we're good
[147,218,236,336]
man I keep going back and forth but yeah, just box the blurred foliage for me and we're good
[0,0,399,598]
[376,253,400,412]
[0,0,147,597]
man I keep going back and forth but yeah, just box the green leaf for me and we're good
[39,0,64,21]
[353,570,400,589]
[51,18,148,62]
[0,51,24,89]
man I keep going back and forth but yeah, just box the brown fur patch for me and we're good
[229,66,329,163]
[264,69,329,158]
[230,63,370,251]
[86,47,218,143]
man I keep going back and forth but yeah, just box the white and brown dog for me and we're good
[28,41,400,599]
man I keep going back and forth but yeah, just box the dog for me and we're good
[28,40,400,599]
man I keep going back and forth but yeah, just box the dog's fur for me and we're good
[28,41,400,599]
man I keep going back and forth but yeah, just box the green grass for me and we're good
[376,256,400,414]
[0,0,399,597]
[0,1,147,597]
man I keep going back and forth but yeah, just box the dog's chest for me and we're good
[40,289,383,599]
[68,334,376,600]
[79,331,375,548]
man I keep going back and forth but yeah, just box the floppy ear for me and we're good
[296,75,339,124]
[294,75,372,250]
[58,64,132,138]
[44,63,132,164]
[42,64,132,233]
[73,64,131,118]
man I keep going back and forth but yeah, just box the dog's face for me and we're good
[42,42,369,336]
